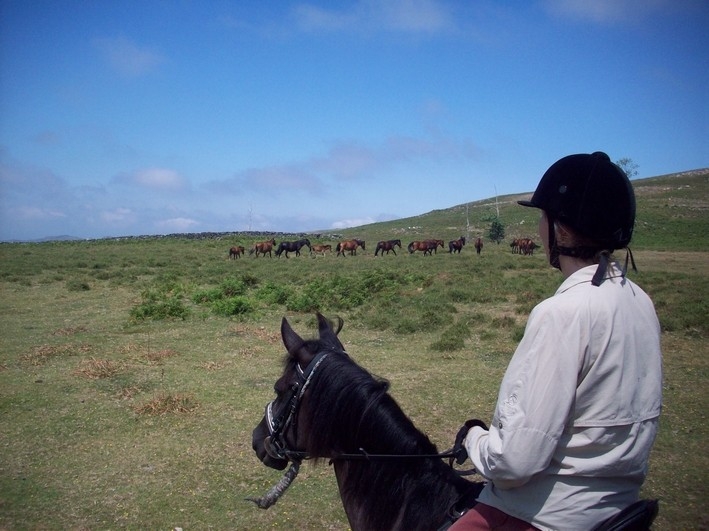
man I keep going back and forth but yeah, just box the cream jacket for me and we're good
[464,263,663,531]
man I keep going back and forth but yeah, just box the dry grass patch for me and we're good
[132,392,199,415]
[116,386,142,400]
[22,343,92,366]
[227,324,280,344]
[73,357,121,379]
[142,348,179,364]
[201,360,226,370]
[52,325,88,336]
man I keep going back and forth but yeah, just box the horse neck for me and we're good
[307,371,469,531]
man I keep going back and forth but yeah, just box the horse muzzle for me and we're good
[252,422,289,471]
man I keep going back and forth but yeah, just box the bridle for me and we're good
[252,345,477,514]
[263,350,330,462]
[262,349,474,469]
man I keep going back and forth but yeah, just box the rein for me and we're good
[265,348,475,474]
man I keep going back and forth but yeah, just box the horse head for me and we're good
[252,313,345,470]
[250,314,480,530]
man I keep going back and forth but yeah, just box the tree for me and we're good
[488,218,505,244]
[615,157,639,179]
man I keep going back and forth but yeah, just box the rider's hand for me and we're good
[453,419,488,464]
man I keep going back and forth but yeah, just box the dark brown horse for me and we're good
[448,237,465,254]
[250,239,276,258]
[374,239,401,256]
[474,238,483,255]
[250,314,483,530]
[229,245,245,259]
[336,239,365,257]
[408,239,443,256]
[511,238,537,255]
[275,238,311,258]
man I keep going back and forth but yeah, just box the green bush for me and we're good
[130,280,189,321]
[211,296,254,317]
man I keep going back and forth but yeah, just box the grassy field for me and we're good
[1,170,707,530]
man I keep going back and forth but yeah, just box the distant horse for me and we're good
[374,239,402,256]
[250,239,276,258]
[474,238,483,255]
[250,313,484,530]
[448,237,465,254]
[275,238,311,258]
[336,239,365,257]
[408,239,443,256]
[229,245,245,259]
[310,244,332,257]
[426,239,445,254]
[511,238,537,256]
[519,238,538,255]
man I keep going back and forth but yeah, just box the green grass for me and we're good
[0,170,707,529]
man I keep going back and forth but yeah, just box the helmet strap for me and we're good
[547,214,561,270]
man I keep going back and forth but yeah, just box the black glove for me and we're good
[452,419,489,465]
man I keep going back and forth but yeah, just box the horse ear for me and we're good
[281,317,304,357]
[316,313,345,350]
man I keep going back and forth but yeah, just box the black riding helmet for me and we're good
[519,152,636,285]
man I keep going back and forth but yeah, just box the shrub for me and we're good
[130,281,189,321]
[211,296,254,317]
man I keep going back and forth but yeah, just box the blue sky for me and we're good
[1,0,707,241]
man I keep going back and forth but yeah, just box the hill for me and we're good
[329,168,709,252]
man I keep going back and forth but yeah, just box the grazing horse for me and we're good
[310,244,332,257]
[336,239,365,257]
[250,239,276,258]
[374,239,402,256]
[229,246,245,259]
[448,237,466,254]
[474,238,483,255]
[251,314,483,531]
[250,314,660,531]
[275,238,311,258]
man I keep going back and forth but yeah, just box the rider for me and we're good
[452,152,663,530]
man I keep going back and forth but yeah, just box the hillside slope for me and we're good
[330,169,709,252]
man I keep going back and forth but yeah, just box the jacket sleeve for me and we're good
[464,299,583,488]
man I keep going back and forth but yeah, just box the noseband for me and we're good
[264,350,331,461]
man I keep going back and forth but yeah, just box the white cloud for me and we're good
[206,131,480,196]
[100,208,134,224]
[113,168,188,191]
[95,37,164,77]
[13,206,66,220]
[293,0,457,34]
[155,217,200,232]
[541,0,670,24]
[331,217,376,229]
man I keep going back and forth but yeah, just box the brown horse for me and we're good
[229,245,245,259]
[310,244,332,256]
[474,238,483,255]
[511,238,537,255]
[336,239,365,257]
[250,238,276,258]
[374,239,402,256]
[448,237,465,254]
[408,239,443,256]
